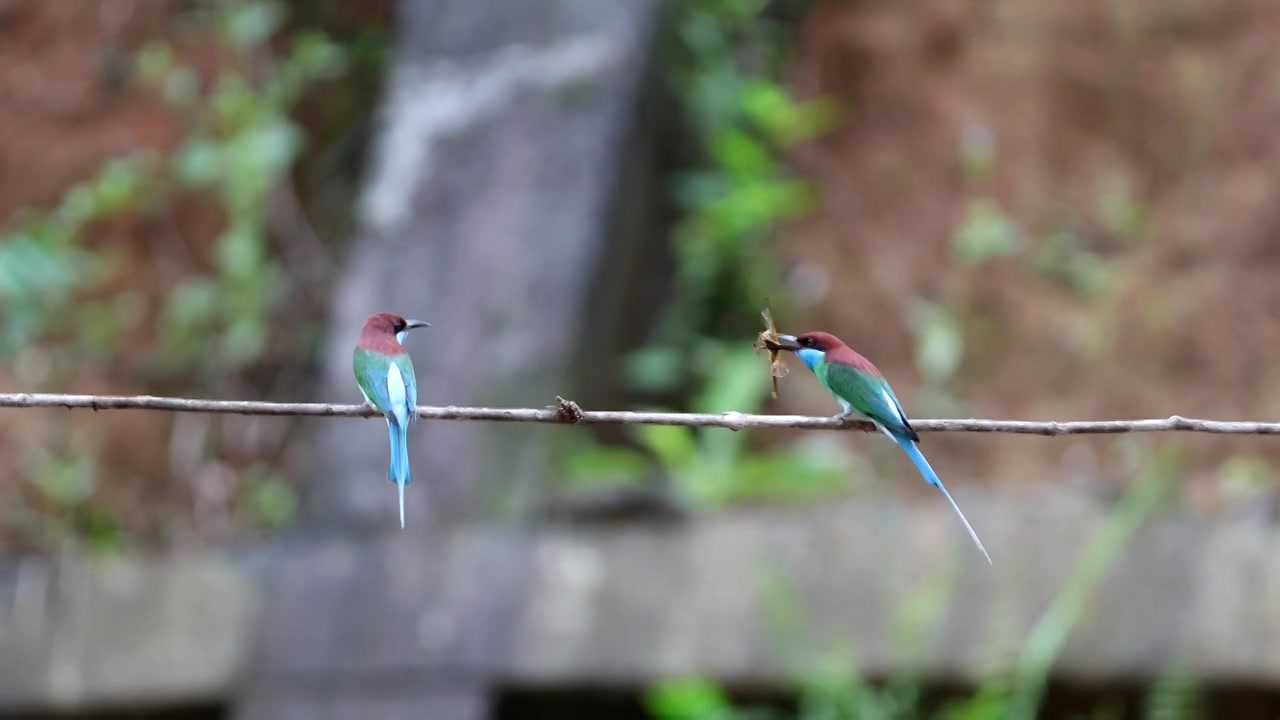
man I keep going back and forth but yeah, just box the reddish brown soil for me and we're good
[0,0,385,551]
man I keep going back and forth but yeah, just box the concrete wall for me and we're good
[3,495,1279,714]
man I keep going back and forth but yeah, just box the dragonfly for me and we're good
[752,303,790,399]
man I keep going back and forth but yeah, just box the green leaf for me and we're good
[646,678,736,720]
[211,72,256,126]
[223,312,267,365]
[80,507,128,555]
[691,343,767,466]
[1145,661,1202,720]
[709,129,772,179]
[135,42,174,83]
[909,302,965,385]
[940,682,1014,720]
[91,157,145,214]
[289,32,347,80]
[245,472,297,529]
[162,278,219,358]
[563,444,649,488]
[245,118,303,173]
[55,184,100,228]
[173,136,223,188]
[214,224,264,278]
[224,0,286,51]
[951,198,1019,265]
[1098,174,1149,242]
[732,454,846,502]
[634,423,698,471]
[690,345,764,413]
[33,454,95,507]
[741,80,841,145]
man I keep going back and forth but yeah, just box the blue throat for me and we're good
[395,330,407,345]
[796,347,825,370]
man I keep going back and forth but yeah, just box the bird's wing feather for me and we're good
[824,362,912,434]
[353,347,393,413]
[386,362,409,427]
[393,353,419,426]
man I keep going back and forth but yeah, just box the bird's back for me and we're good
[353,346,395,413]
[823,360,915,439]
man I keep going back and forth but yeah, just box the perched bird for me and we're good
[353,312,431,528]
[771,331,991,564]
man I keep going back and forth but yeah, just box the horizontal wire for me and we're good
[1,393,1278,435]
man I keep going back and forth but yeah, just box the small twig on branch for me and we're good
[0,393,1278,435]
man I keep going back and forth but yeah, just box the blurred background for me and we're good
[1,0,1279,718]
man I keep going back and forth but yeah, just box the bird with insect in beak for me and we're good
[769,331,992,564]
[353,312,431,528]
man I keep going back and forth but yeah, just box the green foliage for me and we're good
[1005,442,1181,717]
[0,1,343,376]
[0,0,347,547]
[1144,662,1202,720]
[642,448,1184,719]
[1029,227,1114,297]
[652,0,836,382]
[648,679,742,720]
[950,199,1020,266]
[240,463,298,530]
[561,0,838,502]
[0,0,343,377]
[907,301,965,388]
[1096,173,1149,244]
[139,4,345,375]
[568,343,847,507]
[0,154,155,360]
[30,449,97,509]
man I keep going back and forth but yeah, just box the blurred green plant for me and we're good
[0,155,155,360]
[140,2,345,375]
[561,0,838,503]
[238,462,298,530]
[568,342,848,507]
[9,424,128,555]
[0,0,343,377]
[0,0,346,548]
[644,442,1192,720]
[645,0,836,387]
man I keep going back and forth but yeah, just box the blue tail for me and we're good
[386,418,412,529]
[890,431,992,565]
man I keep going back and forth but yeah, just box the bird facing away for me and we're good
[353,312,430,528]
[771,331,992,564]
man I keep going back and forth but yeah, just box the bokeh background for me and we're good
[2,0,1279,718]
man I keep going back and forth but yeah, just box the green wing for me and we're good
[821,361,912,434]
[353,347,392,413]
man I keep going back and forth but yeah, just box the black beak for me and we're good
[405,319,431,330]
[768,333,802,352]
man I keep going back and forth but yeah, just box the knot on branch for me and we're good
[554,396,584,424]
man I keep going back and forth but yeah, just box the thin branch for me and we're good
[1,393,1278,435]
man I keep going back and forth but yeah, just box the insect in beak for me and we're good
[753,303,790,399]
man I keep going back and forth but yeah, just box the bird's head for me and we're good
[363,312,431,346]
[771,331,847,370]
